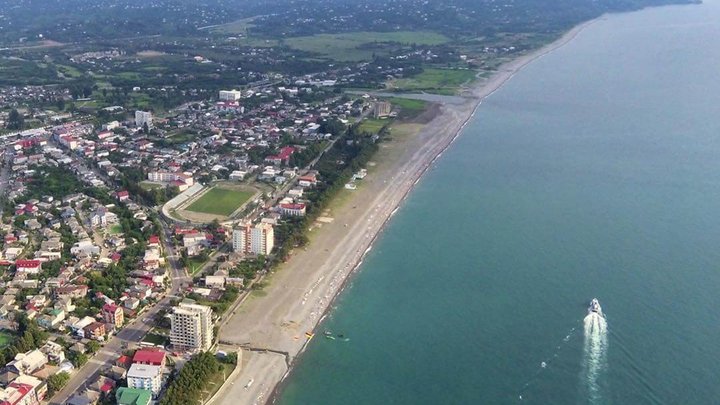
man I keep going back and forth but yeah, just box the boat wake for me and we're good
[581,305,608,404]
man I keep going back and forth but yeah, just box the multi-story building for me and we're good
[126,364,162,396]
[219,90,242,101]
[373,101,391,118]
[135,111,153,129]
[279,203,306,217]
[170,302,213,351]
[232,222,274,256]
[102,303,124,328]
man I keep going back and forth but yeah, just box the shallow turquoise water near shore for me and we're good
[279,2,720,404]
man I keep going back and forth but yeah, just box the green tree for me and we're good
[47,372,70,395]
[86,340,100,354]
[6,109,24,130]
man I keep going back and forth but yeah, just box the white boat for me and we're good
[588,298,602,315]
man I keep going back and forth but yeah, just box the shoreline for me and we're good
[215,16,600,405]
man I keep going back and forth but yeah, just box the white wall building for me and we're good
[232,222,274,256]
[170,302,213,351]
[219,90,242,101]
[135,110,153,129]
[127,363,163,396]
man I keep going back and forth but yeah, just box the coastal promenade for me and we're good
[214,18,598,405]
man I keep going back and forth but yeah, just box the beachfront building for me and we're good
[170,302,213,351]
[232,222,274,256]
[135,110,153,129]
[127,363,162,396]
[219,90,242,101]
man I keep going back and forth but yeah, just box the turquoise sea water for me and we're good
[279,2,720,404]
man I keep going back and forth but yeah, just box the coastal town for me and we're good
[0,0,675,402]
[0,74,402,404]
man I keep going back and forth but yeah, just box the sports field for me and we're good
[186,187,254,216]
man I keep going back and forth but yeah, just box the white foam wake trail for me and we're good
[582,313,608,404]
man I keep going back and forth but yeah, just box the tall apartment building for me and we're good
[219,90,242,101]
[170,302,213,351]
[372,101,391,118]
[232,222,274,256]
[135,110,153,129]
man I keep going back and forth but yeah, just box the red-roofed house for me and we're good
[265,146,295,166]
[102,304,124,328]
[147,235,160,247]
[279,203,306,217]
[83,322,106,341]
[15,260,41,274]
[132,349,166,368]
[116,190,130,202]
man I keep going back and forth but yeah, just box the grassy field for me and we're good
[391,68,477,95]
[186,187,255,216]
[284,31,449,61]
[386,97,428,119]
[139,181,163,191]
[108,224,123,235]
[142,333,169,347]
[359,118,392,134]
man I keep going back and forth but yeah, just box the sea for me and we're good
[278,1,720,404]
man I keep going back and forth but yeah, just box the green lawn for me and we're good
[187,187,254,216]
[108,224,123,235]
[359,118,392,134]
[391,68,477,95]
[385,97,428,119]
[142,333,168,347]
[188,257,207,276]
[139,181,163,191]
[284,31,449,61]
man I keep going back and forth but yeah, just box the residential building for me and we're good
[132,349,165,368]
[102,304,124,328]
[170,302,213,351]
[373,101,392,118]
[218,90,242,101]
[115,387,152,405]
[279,203,306,217]
[126,364,162,396]
[232,222,274,256]
[135,111,153,129]
[14,260,41,275]
[83,322,106,341]
[5,350,48,375]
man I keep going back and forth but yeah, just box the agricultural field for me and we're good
[283,31,449,61]
[390,68,477,95]
[186,187,255,216]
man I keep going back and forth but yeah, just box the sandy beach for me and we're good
[214,18,599,405]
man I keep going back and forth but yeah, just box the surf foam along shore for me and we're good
[212,17,602,405]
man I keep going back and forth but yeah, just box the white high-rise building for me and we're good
[135,110,153,129]
[170,302,213,351]
[219,90,242,101]
[233,222,274,256]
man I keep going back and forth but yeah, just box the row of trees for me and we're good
[272,121,381,265]
[160,352,224,405]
